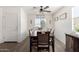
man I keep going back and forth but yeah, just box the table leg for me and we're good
[30,37,32,52]
[52,38,54,52]
[52,37,54,52]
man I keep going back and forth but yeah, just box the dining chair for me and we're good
[50,28,55,52]
[37,32,50,52]
[29,30,38,52]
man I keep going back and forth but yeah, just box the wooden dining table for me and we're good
[30,34,54,52]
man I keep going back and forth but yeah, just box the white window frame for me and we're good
[35,15,45,28]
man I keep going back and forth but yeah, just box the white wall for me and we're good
[0,8,3,43]
[53,7,72,44]
[55,20,72,44]
[53,7,72,21]
[27,14,35,30]
[27,13,53,31]
[44,14,54,29]
[19,8,28,42]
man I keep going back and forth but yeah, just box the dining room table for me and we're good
[29,31,54,52]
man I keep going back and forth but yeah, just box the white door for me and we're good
[3,7,18,42]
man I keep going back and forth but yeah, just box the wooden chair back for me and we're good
[37,32,50,44]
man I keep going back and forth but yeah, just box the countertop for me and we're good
[66,32,79,39]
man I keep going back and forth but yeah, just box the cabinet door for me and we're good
[66,35,74,52]
[3,7,19,42]
[74,38,79,52]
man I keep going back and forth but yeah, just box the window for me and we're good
[35,15,46,28]
[72,7,79,32]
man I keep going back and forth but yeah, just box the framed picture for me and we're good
[60,13,67,20]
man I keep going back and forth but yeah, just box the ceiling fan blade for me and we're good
[44,6,49,9]
[43,10,51,12]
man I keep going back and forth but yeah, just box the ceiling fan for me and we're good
[33,6,51,13]
[39,6,51,12]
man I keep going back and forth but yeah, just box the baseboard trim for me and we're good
[55,38,65,48]
[4,41,18,43]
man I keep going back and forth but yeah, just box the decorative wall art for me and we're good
[59,13,67,20]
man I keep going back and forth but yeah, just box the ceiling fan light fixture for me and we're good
[39,6,51,13]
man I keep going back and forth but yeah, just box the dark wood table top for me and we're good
[30,35,54,38]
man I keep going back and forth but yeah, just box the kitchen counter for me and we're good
[66,32,79,39]
[66,32,79,52]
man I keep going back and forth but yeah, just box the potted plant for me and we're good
[75,24,79,34]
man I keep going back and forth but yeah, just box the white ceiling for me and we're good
[0,6,63,14]
[23,6,63,14]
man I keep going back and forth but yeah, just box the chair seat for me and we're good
[31,38,37,43]
[38,43,48,45]
[32,43,37,46]
[38,45,48,47]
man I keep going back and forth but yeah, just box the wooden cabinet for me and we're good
[66,33,79,52]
